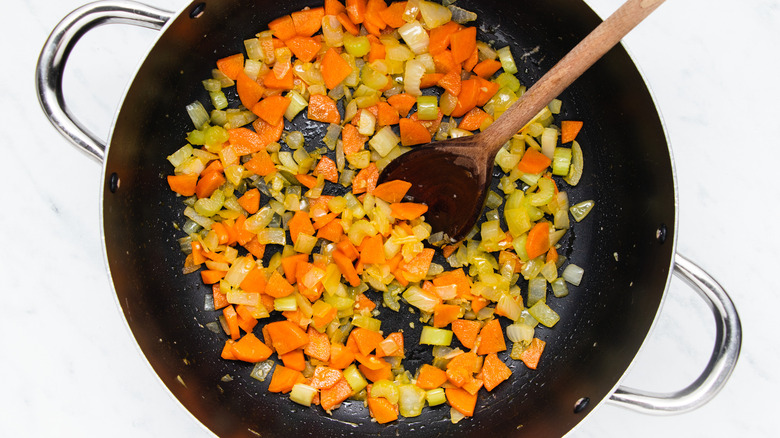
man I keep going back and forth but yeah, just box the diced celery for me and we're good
[361,64,390,90]
[540,127,558,159]
[186,101,210,129]
[274,295,298,312]
[352,314,382,332]
[495,72,521,92]
[497,46,518,74]
[528,177,555,206]
[425,388,447,406]
[343,364,368,393]
[570,200,595,222]
[552,147,572,176]
[505,208,531,238]
[420,326,453,346]
[416,96,439,120]
[548,98,562,114]
[564,141,583,186]
[343,34,371,57]
[167,144,193,167]
[290,383,317,406]
[370,380,399,404]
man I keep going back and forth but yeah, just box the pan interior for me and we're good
[102,0,676,436]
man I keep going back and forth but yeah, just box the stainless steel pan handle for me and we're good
[609,253,742,414]
[36,1,173,162]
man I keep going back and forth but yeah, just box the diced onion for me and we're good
[540,127,558,159]
[403,59,426,96]
[398,384,426,417]
[551,277,569,298]
[249,360,274,382]
[419,1,452,28]
[290,383,318,406]
[369,126,400,157]
[186,101,210,129]
[528,301,560,327]
[398,21,430,55]
[562,263,584,286]
[343,364,368,392]
[447,5,477,24]
[420,326,453,346]
[506,323,534,344]
[570,199,595,222]
[527,276,546,307]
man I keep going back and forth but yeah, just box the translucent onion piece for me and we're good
[528,301,560,327]
[562,263,584,286]
[290,383,318,406]
[447,5,477,24]
[570,199,595,222]
[186,101,210,129]
[250,360,274,382]
[420,326,453,345]
[398,21,430,55]
[398,384,426,417]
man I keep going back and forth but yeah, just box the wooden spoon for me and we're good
[378,0,666,242]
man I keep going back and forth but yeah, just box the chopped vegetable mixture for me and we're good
[167,0,594,424]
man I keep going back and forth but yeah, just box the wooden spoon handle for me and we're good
[481,0,666,150]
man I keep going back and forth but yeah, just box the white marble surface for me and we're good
[3,0,778,436]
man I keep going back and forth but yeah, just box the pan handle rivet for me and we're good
[573,397,590,413]
[189,2,206,19]
[656,224,668,244]
[108,172,120,193]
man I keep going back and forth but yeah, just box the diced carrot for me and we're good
[433,303,461,328]
[478,353,512,391]
[316,218,344,242]
[195,170,225,199]
[295,173,318,189]
[268,364,305,393]
[313,156,339,183]
[446,387,477,417]
[345,0,366,23]
[437,69,462,96]
[329,343,356,369]
[398,247,435,282]
[351,163,379,195]
[221,340,237,360]
[377,0,406,28]
[372,180,411,203]
[472,58,502,78]
[517,146,552,174]
[310,366,343,390]
[288,210,316,244]
[475,76,500,107]
[351,327,385,356]
[304,326,332,362]
[262,68,294,90]
[320,377,353,411]
[451,77,480,118]
[229,127,262,155]
[201,269,226,285]
[433,50,458,74]
[367,34,386,62]
[526,221,551,260]
[268,15,297,41]
[367,396,398,424]
[433,268,471,297]
[375,332,404,357]
[321,47,354,90]
[212,284,229,310]
[336,12,360,36]
[358,363,392,382]
[416,364,447,390]
[325,0,347,15]
[387,93,417,118]
[445,366,471,388]
[476,318,507,355]
[243,150,275,176]
[519,337,546,369]
[449,26,476,64]
[251,95,291,127]
[463,46,479,72]
[390,202,428,221]
[167,174,198,197]
[332,250,361,287]
[561,120,584,143]
[451,319,480,350]
[546,246,559,265]
[236,72,265,111]
[252,116,285,147]
[291,7,325,37]
[336,238,360,261]
[235,303,259,332]
[281,253,308,284]
[428,21,460,55]
[399,118,432,146]
[458,107,492,131]
[266,320,310,355]
[341,123,367,156]
[237,188,261,214]
[357,234,385,266]
[375,101,399,126]
[420,73,444,89]
[308,93,341,124]
[265,269,295,298]
[462,377,483,395]
[239,268,267,295]
[223,305,241,340]
[216,53,244,80]
[231,332,273,363]
[446,351,480,374]
[279,348,306,371]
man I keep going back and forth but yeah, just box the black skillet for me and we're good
[36,0,741,436]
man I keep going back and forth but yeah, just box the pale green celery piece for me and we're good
[202,78,222,92]
[420,326,453,346]
[284,90,308,121]
[187,129,206,145]
[343,364,368,393]
[495,72,521,92]
[343,34,371,57]
[564,141,583,186]
[505,207,531,238]
[352,314,381,332]
[425,388,447,406]
[552,147,572,176]
[204,125,229,146]
[570,200,595,222]
[210,110,227,126]
[274,295,298,312]
[528,301,560,327]
[548,98,562,114]
[167,144,193,167]
[528,177,555,206]
[416,95,439,120]
[371,380,400,404]
[194,190,225,217]
[497,46,518,74]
